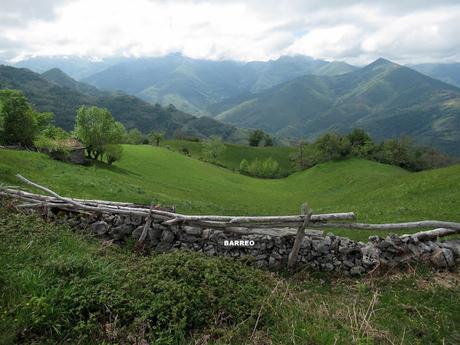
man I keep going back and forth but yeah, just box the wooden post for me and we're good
[288,203,312,268]
[137,203,155,245]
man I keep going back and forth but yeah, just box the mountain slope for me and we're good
[216,58,460,155]
[0,65,246,142]
[410,63,460,88]
[83,54,356,115]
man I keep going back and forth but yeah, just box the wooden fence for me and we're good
[1,174,459,267]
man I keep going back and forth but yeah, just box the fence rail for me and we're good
[1,174,459,267]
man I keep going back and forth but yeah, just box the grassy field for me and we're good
[163,139,297,174]
[1,145,460,241]
[0,206,458,344]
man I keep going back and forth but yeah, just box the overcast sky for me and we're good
[1,0,459,64]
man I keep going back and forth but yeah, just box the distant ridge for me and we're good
[0,65,247,142]
[213,58,460,155]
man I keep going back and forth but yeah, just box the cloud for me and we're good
[0,0,459,64]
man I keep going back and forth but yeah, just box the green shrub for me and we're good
[104,144,123,165]
[240,157,282,178]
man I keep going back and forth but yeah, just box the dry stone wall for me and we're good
[50,210,459,275]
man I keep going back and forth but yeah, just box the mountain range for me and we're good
[211,58,460,155]
[0,65,247,142]
[3,54,460,156]
[411,63,460,88]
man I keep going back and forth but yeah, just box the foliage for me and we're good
[104,144,123,165]
[201,136,226,162]
[0,207,275,344]
[291,130,452,172]
[263,134,274,146]
[0,89,39,147]
[74,105,125,160]
[248,129,266,147]
[239,157,282,178]
[165,139,295,175]
[126,128,144,145]
[148,131,165,146]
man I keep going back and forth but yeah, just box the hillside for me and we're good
[0,65,247,142]
[411,62,460,88]
[83,54,356,116]
[164,139,296,173]
[215,58,460,155]
[1,146,459,241]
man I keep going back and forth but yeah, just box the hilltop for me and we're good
[0,65,247,142]
[214,58,460,155]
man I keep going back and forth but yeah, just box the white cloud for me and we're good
[0,0,459,64]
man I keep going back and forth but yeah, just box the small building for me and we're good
[49,138,88,165]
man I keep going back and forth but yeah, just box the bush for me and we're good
[104,144,123,165]
[201,136,226,162]
[240,157,282,178]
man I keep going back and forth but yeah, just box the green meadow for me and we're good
[1,144,459,241]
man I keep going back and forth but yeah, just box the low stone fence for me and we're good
[51,211,459,275]
[1,175,459,275]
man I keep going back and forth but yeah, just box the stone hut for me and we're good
[49,138,87,165]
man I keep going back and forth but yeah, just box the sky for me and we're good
[0,0,459,65]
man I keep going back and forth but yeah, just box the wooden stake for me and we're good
[288,203,312,268]
[138,203,155,245]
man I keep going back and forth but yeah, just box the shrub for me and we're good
[201,136,226,162]
[104,144,123,165]
[240,157,282,178]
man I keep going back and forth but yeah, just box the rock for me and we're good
[90,221,109,235]
[183,226,202,236]
[343,260,354,268]
[132,226,143,240]
[160,230,175,243]
[440,240,460,257]
[430,247,455,268]
[350,266,365,275]
[322,263,334,271]
[156,242,172,252]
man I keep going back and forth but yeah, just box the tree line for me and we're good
[291,129,452,172]
[0,89,165,165]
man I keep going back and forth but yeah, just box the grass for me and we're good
[0,205,459,344]
[1,145,460,241]
[163,139,296,174]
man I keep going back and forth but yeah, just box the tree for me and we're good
[0,89,37,147]
[104,144,123,165]
[148,131,165,146]
[126,128,144,145]
[202,136,226,162]
[74,105,125,160]
[264,134,274,147]
[315,133,351,161]
[248,129,265,147]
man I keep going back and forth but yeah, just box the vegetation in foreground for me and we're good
[1,145,460,241]
[0,204,459,344]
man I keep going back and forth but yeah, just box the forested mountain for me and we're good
[14,56,127,80]
[410,63,460,88]
[214,58,460,155]
[0,65,247,142]
[82,54,356,116]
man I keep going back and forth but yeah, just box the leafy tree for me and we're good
[126,128,144,145]
[264,134,274,147]
[202,136,226,162]
[104,144,123,165]
[248,129,265,147]
[239,159,250,174]
[149,131,165,146]
[74,105,125,160]
[315,133,351,161]
[0,89,37,147]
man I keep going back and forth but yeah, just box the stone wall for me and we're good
[50,210,459,275]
